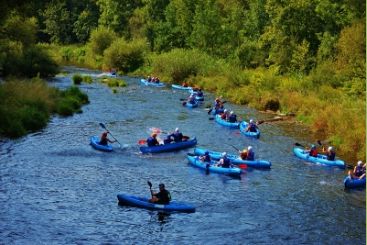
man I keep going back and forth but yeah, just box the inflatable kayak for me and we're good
[117,194,196,213]
[293,147,345,168]
[215,114,240,128]
[140,79,165,87]
[344,176,366,189]
[140,137,197,153]
[209,108,225,115]
[90,136,113,152]
[239,121,260,138]
[194,148,271,169]
[187,155,242,176]
[172,84,192,90]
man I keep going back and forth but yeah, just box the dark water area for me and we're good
[0,67,365,244]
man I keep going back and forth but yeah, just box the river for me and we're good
[0,67,365,244]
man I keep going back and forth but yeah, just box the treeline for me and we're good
[0,0,365,161]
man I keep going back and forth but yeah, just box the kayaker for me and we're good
[199,151,211,162]
[220,109,229,120]
[163,135,173,144]
[323,146,336,161]
[218,152,231,168]
[239,146,255,160]
[99,131,116,145]
[306,144,318,157]
[149,183,171,204]
[182,81,189,87]
[228,111,237,123]
[246,119,258,132]
[147,75,152,82]
[147,133,160,147]
[169,128,183,143]
[348,161,366,179]
[187,94,196,104]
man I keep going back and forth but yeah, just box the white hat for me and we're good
[247,146,253,151]
[224,109,228,112]
[221,152,227,157]
[230,111,234,114]
[249,119,254,123]
[328,146,333,151]
[357,160,363,166]
[175,128,179,132]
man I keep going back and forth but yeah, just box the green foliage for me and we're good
[151,48,216,82]
[103,38,147,73]
[73,10,98,43]
[88,27,117,56]
[72,74,83,85]
[100,77,127,88]
[42,1,73,44]
[3,14,38,47]
[82,75,93,84]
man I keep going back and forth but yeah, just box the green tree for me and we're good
[87,27,117,56]
[73,9,98,43]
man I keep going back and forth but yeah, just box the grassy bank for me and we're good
[0,78,89,138]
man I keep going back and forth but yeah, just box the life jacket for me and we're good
[228,114,237,123]
[99,133,108,145]
[309,149,318,157]
[147,137,158,147]
[221,157,231,168]
[355,165,364,177]
[247,151,255,160]
[248,123,257,132]
[240,150,248,160]
[171,132,183,142]
[326,151,335,161]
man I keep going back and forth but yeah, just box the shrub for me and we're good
[72,74,83,85]
[82,75,93,84]
[103,38,146,73]
[88,27,117,56]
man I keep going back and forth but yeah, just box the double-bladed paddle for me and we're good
[147,180,153,198]
[99,123,121,147]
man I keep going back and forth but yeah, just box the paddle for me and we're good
[294,142,306,148]
[225,144,247,169]
[99,123,121,147]
[147,180,153,198]
[316,140,353,169]
[138,139,146,145]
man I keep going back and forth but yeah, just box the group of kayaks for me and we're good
[91,76,363,214]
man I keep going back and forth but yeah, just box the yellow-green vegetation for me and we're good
[72,74,93,85]
[100,77,127,88]
[0,78,89,138]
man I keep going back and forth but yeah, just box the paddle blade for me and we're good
[294,143,305,148]
[317,140,322,146]
[208,117,214,120]
[238,164,248,169]
[99,123,106,129]
[147,181,152,188]
[138,139,146,145]
[182,101,187,106]
[182,135,190,140]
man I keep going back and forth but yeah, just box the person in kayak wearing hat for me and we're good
[217,152,231,168]
[323,146,336,161]
[246,119,258,132]
[239,146,255,160]
[146,133,160,147]
[348,161,366,179]
[149,183,171,204]
[307,144,318,157]
[99,131,116,145]
[169,128,184,143]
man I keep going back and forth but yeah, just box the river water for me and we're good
[0,67,365,244]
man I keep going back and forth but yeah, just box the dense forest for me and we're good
[0,0,365,161]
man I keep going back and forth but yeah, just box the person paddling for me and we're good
[99,131,116,145]
[217,152,232,168]
[306,144,318,157]
[246,119,258,132]
[168,128,184,142]
[146,133,160,147]
[348,161,366,180]
[323,146,336,161]
[149,183,171,204]
[199,151,211,162]
[239,146,255,160]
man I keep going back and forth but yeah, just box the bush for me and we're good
[72,74,83,85]
[103,38,147,73]
[88,27,117,56]
[82,75,93,84]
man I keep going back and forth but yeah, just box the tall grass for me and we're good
[0,78,89,138]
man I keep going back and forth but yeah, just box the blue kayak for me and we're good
[344,176,366,189]
[293,147,345,168]
[209,108,225,115]
[140,137,197,153]
[117,194,196,213]
[194,148,271,169]
[140,79,165,87]
[215,114,240,128]
[239,121,260,138]
[183,100,199,108]
[90,136,113,152]
[187,155,242,176]
[172,84,192,90]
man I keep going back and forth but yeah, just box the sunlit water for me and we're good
[0,67,365,244]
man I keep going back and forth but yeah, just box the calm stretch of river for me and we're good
[0,67,365,244]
